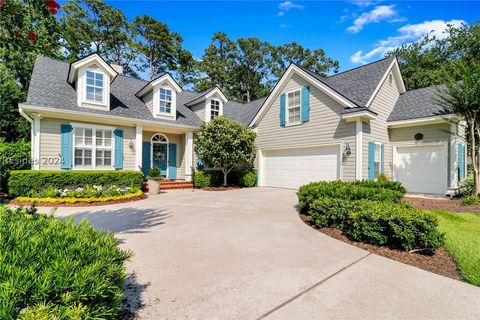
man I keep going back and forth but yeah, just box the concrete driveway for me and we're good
[49,188,480,319]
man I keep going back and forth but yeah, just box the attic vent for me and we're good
[388,73,393,86]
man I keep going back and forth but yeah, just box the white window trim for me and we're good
[71,123,116,170]
[84,69,106,105]
[150,133,170,179]
[205,97,223,122]
[285,88,302,126]
[153,85,176,119]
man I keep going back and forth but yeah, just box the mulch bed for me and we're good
[299,213,461,281]
[199,186,241,191]
[9,194,148,207]
[405,196,480,213]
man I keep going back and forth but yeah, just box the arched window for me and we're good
[151,133,168,144]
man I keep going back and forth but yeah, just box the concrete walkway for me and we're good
[47,188,480,319]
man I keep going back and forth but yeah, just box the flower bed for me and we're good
[10,186,145,206]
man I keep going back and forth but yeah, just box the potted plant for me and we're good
[147,167,163,194]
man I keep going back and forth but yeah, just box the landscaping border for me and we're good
[10,191,147,207]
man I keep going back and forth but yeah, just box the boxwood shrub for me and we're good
[8,170,144,197]
[343,200,445,251]
[0,206,132,319]
[309,197,444,251]
[297,180,405,211]
[193,170,223,188]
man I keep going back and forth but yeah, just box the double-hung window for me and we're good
[85,70,104,103]
[374,142,382,178]
[287,90,301,124]
[74,127,113,169]
[210,99,220,119]
[159,88,172,114]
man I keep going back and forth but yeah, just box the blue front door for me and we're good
[152,143,168,176]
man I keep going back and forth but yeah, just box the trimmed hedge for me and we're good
[344,200,445,251]
[309,198,445,251]
[8,170,144,197]
[193,170,257,188]
[297,180,406,211]
[0,206,132,319]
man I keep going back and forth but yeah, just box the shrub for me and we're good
[193,171,211,188]
[462,195,480,206]
[377,173,389,182]
[0,139,30,193]
[8,170,143,197]
[0,206,132,319]
[343,200,445,251]
[147,167,162,179]
[309,197,359,228]
[297,180,405,211]
[236,171,257,187]
[460,173,474,196]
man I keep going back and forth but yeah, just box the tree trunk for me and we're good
[469,120,480,195]
[223,171,227,186]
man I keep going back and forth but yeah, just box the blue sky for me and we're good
[92,1,477,73]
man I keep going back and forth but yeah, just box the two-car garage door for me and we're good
[262,145,340,189]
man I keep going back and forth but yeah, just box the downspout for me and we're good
[19,107,35,169]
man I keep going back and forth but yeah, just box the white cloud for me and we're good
[278,1,304,16]
[280,23,291,28]
[347,5,399,33]
[350,19,467,64]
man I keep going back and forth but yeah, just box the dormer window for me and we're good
[210,99,220,119]
[85,70,104,103]
[159,87,172,114]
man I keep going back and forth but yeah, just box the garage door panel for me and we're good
[263,146,340,189]
[394,145,446,194]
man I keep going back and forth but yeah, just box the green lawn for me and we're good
[429,210,480,286]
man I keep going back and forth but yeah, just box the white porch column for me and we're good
[185,132,194,181]
[449,122,458,188]
[33,115,41,170]
[135,125,143,171]
[355,120,363,180]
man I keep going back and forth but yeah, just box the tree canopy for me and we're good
[386,23,480,90]
[195,117,257,186]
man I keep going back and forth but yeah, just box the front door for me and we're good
[152,143,168,177]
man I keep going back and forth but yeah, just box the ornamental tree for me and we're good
[195,116,256,186]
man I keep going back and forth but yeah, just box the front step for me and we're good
[158,180,194,190]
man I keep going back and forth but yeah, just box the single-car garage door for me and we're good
[262,145,340,189]
[394,145,447,194]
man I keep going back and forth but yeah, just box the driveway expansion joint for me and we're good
[256,252,372,320]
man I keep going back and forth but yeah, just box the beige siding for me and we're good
[39,117,136,170]
[389,123,451,144]
[143,131,186,179]
[362,71,400,178]
[143,90,154,114]
[191,102,206,122]
[256,74,356,180]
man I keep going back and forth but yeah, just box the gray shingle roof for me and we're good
[387,85,452,122]
[298,56,395,108]
[224,97,266,125]
[26,56,205,127]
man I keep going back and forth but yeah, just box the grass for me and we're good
[429,210,480,286]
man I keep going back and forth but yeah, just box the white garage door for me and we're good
[394,145,447,194]
[262,146,340,189]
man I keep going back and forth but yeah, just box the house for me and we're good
[19,54,465,195]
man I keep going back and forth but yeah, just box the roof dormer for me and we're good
[185,87,228,122]
[136,74,182,121]
[68,53,117,110]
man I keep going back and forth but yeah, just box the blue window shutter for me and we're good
[114,129,123,170]
[368,141,375,180]
[168,144,177,179]
[380,144,385,173]
[301,86,310,123]
[458,143,464,181]
[60,124,73,169]
[279,93,286,127]
[142,141,151,178]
